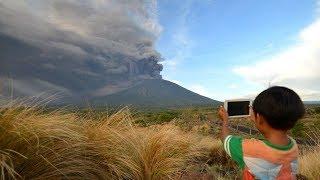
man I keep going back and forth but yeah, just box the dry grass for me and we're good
[3,101,317,179]
[0,102,106,179]
[0,102,223,179]
[299,146,320,179]
[298,109,320,179]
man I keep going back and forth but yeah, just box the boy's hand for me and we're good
[218,106,229,123]
[218,106,230,142]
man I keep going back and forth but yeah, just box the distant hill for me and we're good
[90,79,221,108]
[304,101,320,105]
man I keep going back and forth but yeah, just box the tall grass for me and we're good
[299,146,320,179]
[2,101,317,179]
[0,102,106,179]
[0,103,221,179]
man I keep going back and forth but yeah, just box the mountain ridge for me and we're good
[90,79,221,108]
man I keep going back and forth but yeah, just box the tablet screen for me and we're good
[227,101,250,116]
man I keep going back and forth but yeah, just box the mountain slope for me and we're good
[91,79,221,107]
[304,101,320,105]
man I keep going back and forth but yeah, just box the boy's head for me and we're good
[251,86,305,132]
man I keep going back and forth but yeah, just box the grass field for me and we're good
[1,101,320,179]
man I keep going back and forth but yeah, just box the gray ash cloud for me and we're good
[0,0,163,99]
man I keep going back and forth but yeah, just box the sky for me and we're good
[156,0,320,101]
[0,0,319,102]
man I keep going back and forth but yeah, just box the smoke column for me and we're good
[0,0,164,99]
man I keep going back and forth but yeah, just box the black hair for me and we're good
[252,86,305,130]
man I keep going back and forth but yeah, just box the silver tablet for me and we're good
[224,99,252,118]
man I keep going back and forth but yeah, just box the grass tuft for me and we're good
[0,103,221,179]
[1,101,318,179]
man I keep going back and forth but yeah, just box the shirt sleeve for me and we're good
[223,135,245,169]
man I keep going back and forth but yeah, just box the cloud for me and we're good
[0,0,163,58]
[228,84,238,89]
[0,0,164,98]
[233,18,320,100]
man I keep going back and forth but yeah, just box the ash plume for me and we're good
[0,0,164,100]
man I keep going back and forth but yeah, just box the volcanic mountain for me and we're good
[90,79,220,108]
[0,1,221,108]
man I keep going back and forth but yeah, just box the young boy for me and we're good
[218,86,305,180]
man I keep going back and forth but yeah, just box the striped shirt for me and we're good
[224,135,298,180]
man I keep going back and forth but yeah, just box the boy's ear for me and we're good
[256,113,264,125]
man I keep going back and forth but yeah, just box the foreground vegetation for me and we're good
[0,101,320,179]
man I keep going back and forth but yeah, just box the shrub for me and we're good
[291,121,305,137]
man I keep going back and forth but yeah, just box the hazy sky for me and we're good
[157,0,320,101]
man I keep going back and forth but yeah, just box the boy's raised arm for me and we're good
[218,106,230,142]
[217,106,245,170]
